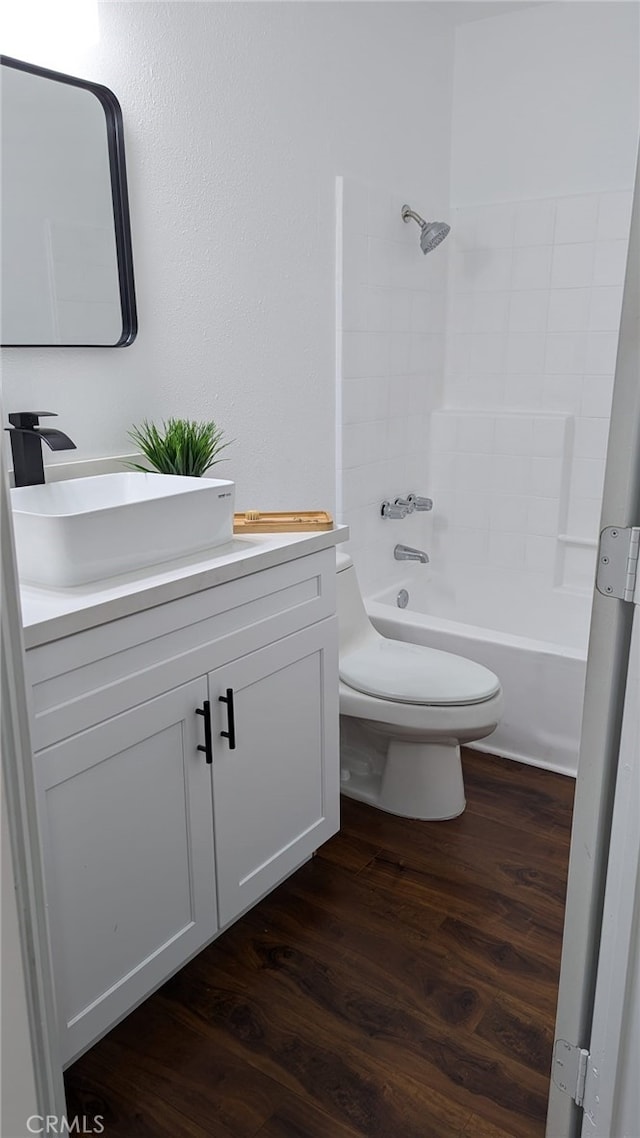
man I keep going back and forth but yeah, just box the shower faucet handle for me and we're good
[381,500,408,520]
[407,493,433,512]
[394,497,415,513]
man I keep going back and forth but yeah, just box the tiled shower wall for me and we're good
[337,176,448,592]
[430,408,571,579]
[432,189,633,592]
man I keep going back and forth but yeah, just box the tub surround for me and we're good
[336,3,637,788]
[19,528,344,1066]
[440,188,633,596]
[336,174,446,595]
[337,183,630,780]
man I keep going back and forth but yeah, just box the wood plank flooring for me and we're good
[65,750,574,1138]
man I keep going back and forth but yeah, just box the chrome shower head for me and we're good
[401,204,450,255]
[419,220,450,254]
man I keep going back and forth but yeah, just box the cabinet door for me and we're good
[210,618,339,928]
[35,677,217,1065]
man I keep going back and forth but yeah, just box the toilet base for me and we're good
[381,739,465,820]
[340,727,466,821]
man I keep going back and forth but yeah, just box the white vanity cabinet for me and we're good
[34,678,218,1067]
[209,619,336,927]
[24,542,340,1066]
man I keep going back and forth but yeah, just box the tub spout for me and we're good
[394,544,429,564]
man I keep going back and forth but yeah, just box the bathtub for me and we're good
[367,568,589,777]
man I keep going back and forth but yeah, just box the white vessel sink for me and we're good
[11,472,235,586]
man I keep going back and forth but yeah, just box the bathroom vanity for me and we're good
[18,528,343,1066]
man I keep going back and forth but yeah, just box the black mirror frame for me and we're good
[0,55,138,347]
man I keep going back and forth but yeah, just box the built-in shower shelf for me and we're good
[558,534,598,548]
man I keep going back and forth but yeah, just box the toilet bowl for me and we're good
[336,551,503,820]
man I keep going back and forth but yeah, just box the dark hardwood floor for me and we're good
[65,750,574,1138]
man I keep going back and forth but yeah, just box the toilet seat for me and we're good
[339,637,501,707]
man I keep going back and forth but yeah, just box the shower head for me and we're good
[401,204,451,255]
[419,220,451,255]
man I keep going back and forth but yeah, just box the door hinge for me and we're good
[552,1039,590,1107]
[596,526,640,602]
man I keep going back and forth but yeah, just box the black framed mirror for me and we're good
[1,56,137,347]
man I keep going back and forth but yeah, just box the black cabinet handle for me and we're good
[196,701,213,764]
[219,688,236,750]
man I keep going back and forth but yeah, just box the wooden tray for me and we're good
[234,510,334,533]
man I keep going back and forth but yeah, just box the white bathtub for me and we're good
[367,567,589,777]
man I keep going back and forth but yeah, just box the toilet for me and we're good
[336,551,503,820]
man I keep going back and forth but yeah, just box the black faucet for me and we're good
[6,412,77,487]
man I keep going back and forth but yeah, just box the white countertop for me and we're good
[20,526,348,649]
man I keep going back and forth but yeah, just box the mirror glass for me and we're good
[1,57,137,346]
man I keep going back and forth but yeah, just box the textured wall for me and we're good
[1,1,444,510]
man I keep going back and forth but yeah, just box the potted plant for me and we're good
[128,417,231,478]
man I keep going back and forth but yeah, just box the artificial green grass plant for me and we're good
[128,418,231,478]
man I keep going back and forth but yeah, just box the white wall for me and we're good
[2,1,450,512]
[451,1,640,206]
[430,1,640,610]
